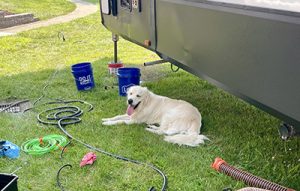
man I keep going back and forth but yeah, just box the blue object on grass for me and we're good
[117,67,141,96]
[71,62,95,91]
[0,141,20,159]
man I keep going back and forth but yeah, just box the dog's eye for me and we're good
[129,92,132,95]
[136,95,141,98]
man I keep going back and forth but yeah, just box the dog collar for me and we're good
[133,101,141,110]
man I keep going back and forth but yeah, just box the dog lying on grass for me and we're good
[102,86,208,147]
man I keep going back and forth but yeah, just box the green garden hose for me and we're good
[21,134,68,155]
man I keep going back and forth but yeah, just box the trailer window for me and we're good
[101,0,110,14]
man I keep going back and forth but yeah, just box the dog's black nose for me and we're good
[128,99,133,105]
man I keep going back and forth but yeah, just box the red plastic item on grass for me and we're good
[80,152,97,167]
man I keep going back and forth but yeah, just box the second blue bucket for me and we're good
[117,67,140,96]
[71,62,95,91]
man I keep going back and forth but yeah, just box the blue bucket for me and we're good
[71,62,95,91]
[117,67,140,96]
[0,141,20,159]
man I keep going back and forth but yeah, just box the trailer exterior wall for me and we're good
[100,0,300,129]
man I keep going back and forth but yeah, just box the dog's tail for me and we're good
[164,134,209,147]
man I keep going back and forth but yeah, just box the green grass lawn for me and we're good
[0,13,299,191]
[0,0,76,20]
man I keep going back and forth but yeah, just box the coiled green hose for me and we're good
[21,134,68,155]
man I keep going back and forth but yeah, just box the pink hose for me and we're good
[212,157,296,191]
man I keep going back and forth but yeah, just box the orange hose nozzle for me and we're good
[211,157,227,171]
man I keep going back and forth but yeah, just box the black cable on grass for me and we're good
[38,102,168,191]
[57,164,72,191]
[33,69,60,106]
[60,141,71,160]
[149,186,157,191]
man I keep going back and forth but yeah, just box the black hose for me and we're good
[60,141,71,160]
[56,164,72,191]
[33,69,60,106]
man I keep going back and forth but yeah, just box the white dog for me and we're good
[102,86,209,147]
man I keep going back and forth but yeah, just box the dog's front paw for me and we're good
[102,121,112,126]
